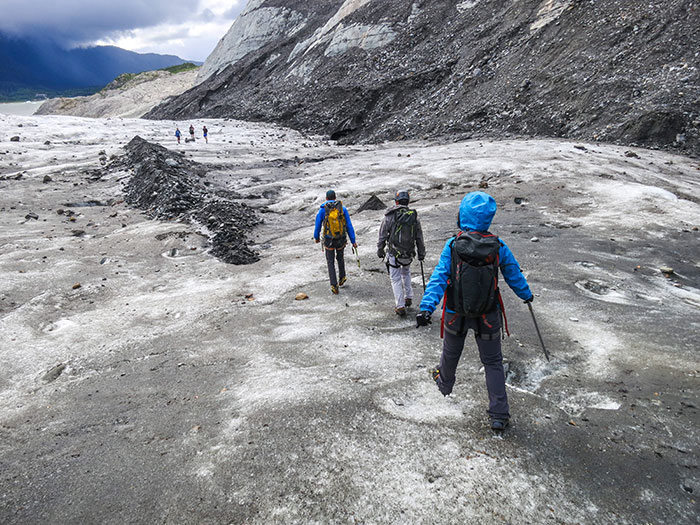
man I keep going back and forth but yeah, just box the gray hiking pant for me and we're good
[437,309,509,419]
[388,255,413,308]
[325,247,346,287]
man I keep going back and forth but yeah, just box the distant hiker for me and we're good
[416,191,533,431]
[203,125,208,143]
[189,124,195,141]
[175,127,181,144]
[314,190,357,294]
[377,190,425,316]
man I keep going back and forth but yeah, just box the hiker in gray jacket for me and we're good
[377,190,426,316]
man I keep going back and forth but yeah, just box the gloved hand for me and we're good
[377,247,385,259]
[524,296,533,304]
[418,256,425,262]
[416,311,432,327]
[314,238,320,243]
[352,243,358,249]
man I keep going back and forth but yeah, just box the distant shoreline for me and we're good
[0,100,45,116]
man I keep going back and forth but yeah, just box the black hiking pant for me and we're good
[325,247,346,287]
[437,309,509,419]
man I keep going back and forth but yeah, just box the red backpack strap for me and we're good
[440,289,447,339]
[497,290,510,337]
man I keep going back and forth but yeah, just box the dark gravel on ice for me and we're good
[123,136,261,264]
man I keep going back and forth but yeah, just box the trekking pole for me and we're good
[420,260,426,291]
[527,302,550,362]
[352,245,361,269]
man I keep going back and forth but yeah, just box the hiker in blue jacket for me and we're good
[314,190,357,294]
[416,191,533,431]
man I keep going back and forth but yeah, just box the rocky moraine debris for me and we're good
[122,136,261,264]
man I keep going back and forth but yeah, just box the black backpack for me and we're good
[448,230,501,317]
[388,207,418,265]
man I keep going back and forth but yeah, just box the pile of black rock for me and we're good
[123,136,260,264]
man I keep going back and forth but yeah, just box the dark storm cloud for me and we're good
[0,0,201,46]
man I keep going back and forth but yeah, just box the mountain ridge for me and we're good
[0,33,197,101]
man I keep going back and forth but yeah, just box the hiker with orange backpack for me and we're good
[314,190,357,294]
[416,192,533,431]
[377,190,426,317]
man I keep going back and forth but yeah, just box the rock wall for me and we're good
[147,0,700,155]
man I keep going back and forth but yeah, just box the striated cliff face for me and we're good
[147,0,700,155]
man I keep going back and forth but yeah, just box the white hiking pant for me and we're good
[388,255,413,308]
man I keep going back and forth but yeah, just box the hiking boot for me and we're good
[331,285,339,295]
[339,276,347,287]
[395,306,407,317]
[405,298,412,307]
[429,366,450,396]
[490,418,510,431]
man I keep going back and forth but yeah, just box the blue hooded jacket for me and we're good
[314,200,356,244]
[419,192,533,314]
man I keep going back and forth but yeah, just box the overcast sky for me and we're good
[0,0,248,62]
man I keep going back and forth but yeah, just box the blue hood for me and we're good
[458,192,497,231]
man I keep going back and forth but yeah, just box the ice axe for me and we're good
[352,245,361,269]
[527,302,550,362]
[420,260,426,291]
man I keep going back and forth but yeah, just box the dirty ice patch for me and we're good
[558,392,621,417]
[322,324,424,374]
[374,381,473,423]
[311,0,374,49]
[457,0,480,12]
[507,357,562,393]
[123,277,238,315]
[574,279,633,305]
[333,425,598,524]
[664,282,700,309]
[569,179,688,230]
[246,260,328,303]
[271,312,332,343]
[324,24,396,57]
[531,1,574,32]
[553,314,621,378]
[42,318,79,334]
[582,329,621,375]
[233,357,347,410]
[199,6,307,79]
[288,0,375,60]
